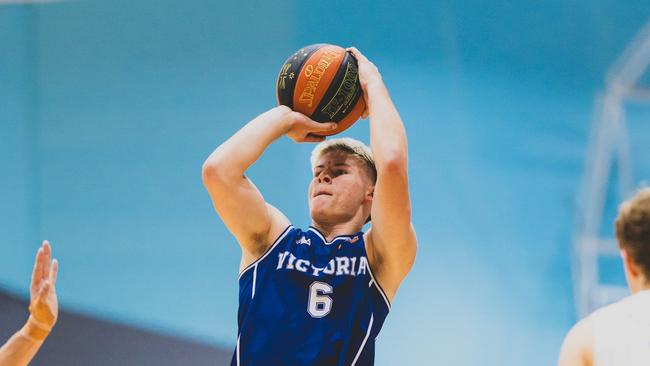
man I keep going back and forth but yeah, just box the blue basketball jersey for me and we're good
[231,225,391,366]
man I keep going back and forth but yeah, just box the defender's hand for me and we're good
[279,106,337,143]
[27,241,59,339]
[347,47,384,119]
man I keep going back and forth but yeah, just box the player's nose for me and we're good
[318,173,332,184]
[317,170,332,184]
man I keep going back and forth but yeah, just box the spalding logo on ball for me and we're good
[276,44,366,136]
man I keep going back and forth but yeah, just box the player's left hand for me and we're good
[28,240,59,334]
[347,47,384,119]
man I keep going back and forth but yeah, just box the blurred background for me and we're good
[2,0,650,365]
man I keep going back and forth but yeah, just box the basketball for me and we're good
[276,44,366,136]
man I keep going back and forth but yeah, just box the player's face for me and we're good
[309,151,373,224]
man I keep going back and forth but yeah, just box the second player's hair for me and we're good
[616,188,650,280]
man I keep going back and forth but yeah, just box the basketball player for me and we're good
[202,47,416,365]
[558,188,650,366]
[0,241,59,366]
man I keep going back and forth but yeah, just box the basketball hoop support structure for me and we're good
[573,19,650,318]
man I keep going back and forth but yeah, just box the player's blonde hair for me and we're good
[616,188,650,279]
[310,137,377,183]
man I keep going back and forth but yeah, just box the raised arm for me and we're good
[0,241,58,366]
[202,106,336,266]
[349,48,417,301]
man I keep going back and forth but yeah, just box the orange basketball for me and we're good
[276,44,366,136]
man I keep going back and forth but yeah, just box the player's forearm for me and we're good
[202,106,292,182]
[0,320,49,366]
[366,83,408,172]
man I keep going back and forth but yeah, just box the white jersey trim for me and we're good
[236,334,241,366]
[251,264,258,299]
[351,313,374,366]
[308,226,359,246]
[238,225,294,279]
[366,262,391,311]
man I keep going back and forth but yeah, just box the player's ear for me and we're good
[366,186,374,199]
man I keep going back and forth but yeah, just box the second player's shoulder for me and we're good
[558,315,594,366]
[569,316,595,343]
[588,294,640,326]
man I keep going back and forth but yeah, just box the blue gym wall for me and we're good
[2,1,650,365]
[1,6,35,295]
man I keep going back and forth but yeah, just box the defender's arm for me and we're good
[0,326,46,366]
[349,48,417,301]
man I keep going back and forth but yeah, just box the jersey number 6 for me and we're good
[308,281,333,318]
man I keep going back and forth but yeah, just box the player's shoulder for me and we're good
[363,223,417,247]
[568,316,594,341]
[589,293,638,323]
[558,316,594,366]
[267,222,299,246]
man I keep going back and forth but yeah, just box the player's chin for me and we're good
[309,203,331,221]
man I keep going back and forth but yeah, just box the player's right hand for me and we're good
[278,106,337,143]
[28,240,59,336]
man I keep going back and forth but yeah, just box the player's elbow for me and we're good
[201,159,231,187]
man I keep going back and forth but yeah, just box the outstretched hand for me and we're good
[28,241,59,338]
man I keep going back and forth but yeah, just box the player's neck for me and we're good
[629,277,650,294]
[310,221,364,242]
[638,280,650,292]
